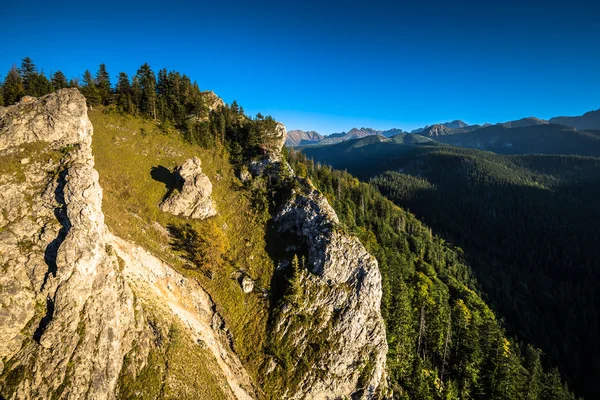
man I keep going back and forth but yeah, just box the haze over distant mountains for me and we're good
[286,108,600,151]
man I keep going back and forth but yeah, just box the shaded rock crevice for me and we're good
[42,167,71,288]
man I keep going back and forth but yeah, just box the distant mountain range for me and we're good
[285,130,324,146]
[286,127,408,146]
[287,108,600,150]
[411,119,469,133]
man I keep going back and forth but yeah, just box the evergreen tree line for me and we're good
[0,57,277,164]
[287,149,578,400]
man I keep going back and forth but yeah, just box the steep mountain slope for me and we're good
[288,149,579,399]
[300,138,600,398]
[0,90,253,399]
[90,100,389,398]
[285,129,323,146]
[0,89,389,399]
[550,108,600,130]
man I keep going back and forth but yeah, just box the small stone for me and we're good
[239,168,252,183]
[20,158,30,164]
[241,275,254,293]
[20,96,35,104]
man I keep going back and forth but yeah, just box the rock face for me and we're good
[264,122,287,156]
[267,181,388,398]
[0,89,136,400]
[0,90,253,399]
[159,157,217,220]
[202,90,225,112]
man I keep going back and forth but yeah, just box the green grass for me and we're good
[0,142,65,183]
[90,109,276,393]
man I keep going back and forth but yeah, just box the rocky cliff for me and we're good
[249,133,388,398]
[0,89,254,399]
[262,181,387,399]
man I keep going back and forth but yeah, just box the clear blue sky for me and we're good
[1,0,599,134]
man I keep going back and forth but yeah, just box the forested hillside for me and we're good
[302,140,600,399]
[288,149,577,399]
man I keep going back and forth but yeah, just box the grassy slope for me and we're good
[90,109,276,397]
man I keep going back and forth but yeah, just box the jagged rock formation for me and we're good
[267,182,388,399]
[0,89,135,400]
[265,122,287,155]
[242,119,388,398]
[0,89,253,399]
[202,90,225,112]
[250,125,388,398]
[159,157,217,220]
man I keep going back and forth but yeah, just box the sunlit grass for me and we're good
[90,109,276,390]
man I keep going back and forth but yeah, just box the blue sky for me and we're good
[1,0,599,134]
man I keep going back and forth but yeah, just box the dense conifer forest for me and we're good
[286,149,579,399]
[303,140,600,399]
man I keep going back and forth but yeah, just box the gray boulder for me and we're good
[159,157,217,220]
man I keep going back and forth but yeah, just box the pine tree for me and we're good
[3,66,24,105]
[33,72,53,97]
[95,64,111,105]
[156,68,169,120]
[81,70,101,106]
[20,57,38,96]
[51,70,68,90]
[135,63,157,119]
[115,72,135,114]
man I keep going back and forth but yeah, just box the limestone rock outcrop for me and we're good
[0,89,135,400]
[0,90,253,399]
[202,90,225,112]
[265,122,287,155]
[159,157,217,220]
[243,118,387,399]
[268,182,388,399]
